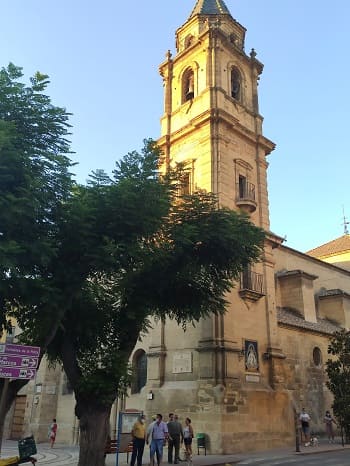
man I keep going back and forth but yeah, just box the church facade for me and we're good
[123,0,350,453]
[4,0,350,454]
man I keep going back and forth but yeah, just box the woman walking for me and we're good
[48,418,58,448]
[183,418,194,458]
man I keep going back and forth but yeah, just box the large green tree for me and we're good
[0,63,73,441]
[0,64,265,466]
[326,329,350,442]
[38,141,265,466]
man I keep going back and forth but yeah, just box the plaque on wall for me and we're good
[45,385,56,395]
[246,374,260,383]
[172,352,192,374]
[245,340,259,372]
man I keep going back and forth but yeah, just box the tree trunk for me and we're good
[76,399,112,466]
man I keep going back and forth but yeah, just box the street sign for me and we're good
[0,367,36,380]
[0,355,38,369]
[0,343,40,358]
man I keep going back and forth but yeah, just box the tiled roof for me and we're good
[277,307,340,335]
[189,0,232,18]
[307,234,350,258]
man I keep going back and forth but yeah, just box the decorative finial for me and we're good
[166,50,172,60]
[250,48,257,59]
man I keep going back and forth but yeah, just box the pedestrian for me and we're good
[183,418,194,458]
[324,410,336,443]
[131,414,146,466]
[299,408,311,446]
[146,414,169,466]
[48,418,58,448]
[167,413,183,464]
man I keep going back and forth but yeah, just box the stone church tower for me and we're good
[128,0,292,453]
[5,0,344,450]
[3,0,346,449]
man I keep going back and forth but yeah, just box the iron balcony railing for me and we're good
[237,181,256,202]
[240,270,264,295]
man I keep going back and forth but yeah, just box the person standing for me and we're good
[183,418,194,458]
[147,414,168,466]
[167,413,183,464]
[48,418,58,448]
[131,415,146,466]
[324,410,336,443]
[299,408,311,446]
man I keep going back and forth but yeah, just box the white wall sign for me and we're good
[246,374,260,383]
[45,385,56,394]
[173,352,192,374]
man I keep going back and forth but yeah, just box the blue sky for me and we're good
[1,1,350,253]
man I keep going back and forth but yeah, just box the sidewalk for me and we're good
[0,438,349,465]
[105,438,350,466]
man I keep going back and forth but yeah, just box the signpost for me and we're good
[0,355,38,368]
[0,343,40,455]
[0,367,36,380]
[0,343,40,357]
[0,343,40,380]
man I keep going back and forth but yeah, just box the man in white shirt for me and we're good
[147,414,169,466]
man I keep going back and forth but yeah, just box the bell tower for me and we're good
[153,0,289,453]
[158,0,275,232]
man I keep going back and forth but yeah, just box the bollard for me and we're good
[293,408,300,452]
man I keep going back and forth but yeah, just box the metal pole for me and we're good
[341,424,344,447]
[0,378,10,456]
[116,411,123,466]
[294,407,300,452]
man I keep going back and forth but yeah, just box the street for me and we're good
[237,449,350,465]
[1,440,350,466]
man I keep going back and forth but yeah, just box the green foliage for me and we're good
[326,329,350,439]
[0,63,74,340]
[40,139,265,408]
[0,64,265,418]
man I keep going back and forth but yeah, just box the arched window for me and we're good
[131,350,147,394]
[184,35,194,49]
[313,347,322,367]
[231,68,241,101]
[182,68,195,103]
[62,373,73,395]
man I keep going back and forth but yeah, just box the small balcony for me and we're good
[236,181,257,213]
[239,269,265,301]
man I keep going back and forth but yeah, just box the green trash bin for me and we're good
[18,435,37,459]
[196,433,206,455]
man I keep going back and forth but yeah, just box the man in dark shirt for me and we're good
[167,413,183,464]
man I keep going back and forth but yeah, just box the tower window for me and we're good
[313,347,322,367]
[131,350,147,394]
[231,68,241,101]
[238,175,246,199]
[179,171,191,196]
[182,69,195,103]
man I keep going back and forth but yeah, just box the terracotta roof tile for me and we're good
[277,307,340,335]
[306,234,350,258]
